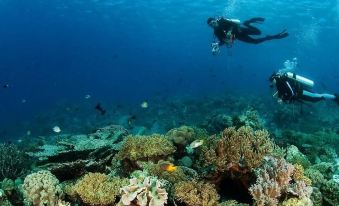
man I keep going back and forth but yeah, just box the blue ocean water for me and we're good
[0,0,338,139]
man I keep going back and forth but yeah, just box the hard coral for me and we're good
[74,172,128,206]
[173,181,219,206]
[0,143,29,180]
[117,134,175,162]
[292,164,312,186]
[203,126,274,172]
[22,170,62,206]
[118,176,168,206]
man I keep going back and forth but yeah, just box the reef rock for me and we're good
[26,125,128,181]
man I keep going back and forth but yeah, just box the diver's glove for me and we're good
[211,43,220,55]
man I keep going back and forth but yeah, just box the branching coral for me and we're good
[292,164,312,186]
[74,172,128,206]
[0,143,29,180]
[173,181,219,206]
[118,176,168,206]
[203,126,274,173]
[22,170,62,206]
[117,134,175,162]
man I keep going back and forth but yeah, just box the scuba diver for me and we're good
[207,17,288,55]
[269,58,339,105]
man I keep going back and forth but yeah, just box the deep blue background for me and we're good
[0,0,338,136]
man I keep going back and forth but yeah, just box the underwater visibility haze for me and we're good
[0,0,338,205]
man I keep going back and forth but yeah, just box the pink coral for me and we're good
[249,157,313,206]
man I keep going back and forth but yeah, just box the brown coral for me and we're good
[203,126,274,173]
[73,172,128,205]
[292,164,312,186]
[173,181,219,206]
[117,134,175,162]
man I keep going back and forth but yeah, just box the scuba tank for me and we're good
[286,72,314,88]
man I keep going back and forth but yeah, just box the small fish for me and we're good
[186,139,204,154]
[189,139,204,149]
[160,163,177,172]
[21,99,27,103]
[84,94,91,99]
[95,103,106,115]
[141,101,148,109]
[26,130,31,136]
[127,115,137,128]
[52,126,61,133]
[3,84,9,88]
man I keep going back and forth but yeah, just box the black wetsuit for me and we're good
[214,17,288,45]
[274,74,325,103]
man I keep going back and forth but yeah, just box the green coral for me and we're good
[74,172,128,206]
[140,161,190,184]
[321,179,339,206]
[166,126,208,145]
[309,162,335,180]
[286,145,311,169]
[304,168,326,187]
[117,134,175,161]
[310,187,323,206]
[173,181,219,206]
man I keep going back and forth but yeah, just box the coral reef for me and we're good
[219,200,249,206]
[22,170,62,206]
[286,145,311,169]
[0,143,29,180]
[280,197,313,206]
[26,125,128,180]
[321,179,339,206]
[118,176,168,206]
[173,180,219,206]
[74,172,128,205]
[249,156,312,206]
[234,108,265,130]
[203,126,274,173]
[117,134,175,162]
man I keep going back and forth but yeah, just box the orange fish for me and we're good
[160,163,177,172]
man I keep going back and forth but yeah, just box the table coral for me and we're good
[74,172,128,206]
[22,170,62,206]
[173,181,219,206]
